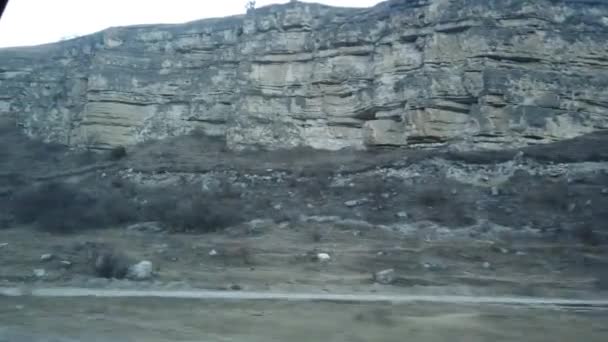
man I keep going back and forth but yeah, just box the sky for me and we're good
[0,0,382,47]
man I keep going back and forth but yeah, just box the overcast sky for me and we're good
[0,0,382,47]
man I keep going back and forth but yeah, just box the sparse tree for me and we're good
[245,0,256,13]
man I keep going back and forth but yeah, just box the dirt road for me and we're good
[2,287,608,308]
[1,291,607,342]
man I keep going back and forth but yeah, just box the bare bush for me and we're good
[353,308,395,326]
[93,250,131,279]
[11,181,137,233]
[412,186,475,227]
[576,225,602,246]
[142,186,245,233]
[523,183,570,211]
[595,271,608,290]
[415,188,449,207]
[219,242,255,266]
[312,229,323,242]
[109,145,127,160]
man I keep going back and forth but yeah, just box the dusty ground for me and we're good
[1,296,607,342]
[1,222,607,298]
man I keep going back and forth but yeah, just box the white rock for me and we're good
[316,253,331,262]
[127,260,153,280]
[0,242,8,248]
[208,249,218,256]
[60,260,72,268]
[482,262,491,269]
[127,221,164,233]
[373,268,396,285]
[246,219,272,233]
[396,211,409,219]
[33,269,46,277]
[344,199,367,207]
[40,253,54,262]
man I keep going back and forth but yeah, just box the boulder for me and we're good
[33,269,46,278]
[40,254,54,262]
[396,211,409,219]
[127,260,154,281]
[344,199,367,208]
[316,253,331,262]
[60,260,73,268]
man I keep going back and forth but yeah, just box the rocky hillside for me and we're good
[0,0,607,150]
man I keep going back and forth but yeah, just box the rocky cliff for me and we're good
[1,0,607,150]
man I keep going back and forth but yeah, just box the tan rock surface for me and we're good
[0,0,607,150]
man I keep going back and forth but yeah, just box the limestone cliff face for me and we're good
[1,0,607,150]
